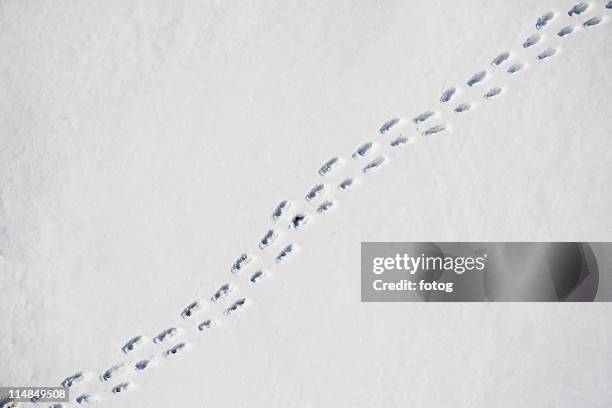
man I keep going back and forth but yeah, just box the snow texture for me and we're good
[1,1,612,407]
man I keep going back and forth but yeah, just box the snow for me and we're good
[1,0,611,407]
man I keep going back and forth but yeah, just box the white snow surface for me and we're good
[1,0,611,407]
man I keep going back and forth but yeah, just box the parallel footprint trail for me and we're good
[36,3,610,407]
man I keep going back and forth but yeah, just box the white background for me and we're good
[1,0,611,406]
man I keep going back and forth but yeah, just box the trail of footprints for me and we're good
[13,4,606,408]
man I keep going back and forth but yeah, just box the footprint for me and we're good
[362,157,386,174]
[290,213,309,230]
[271,200,291,221]
[607,1,612,9]
[305,184,325,201]
[134,359,153,371]
[198,319,216,331]
[122,335,145,354]
[231,253,252,274]
[48,405,65,408]
[181,301,201,319]
[224,298,247,315]
[491,51,510,66]
[522,33,541,48]
[276,244,295,263]
[352,142,374,158]
[537,47,558,60]
[318,157,340,176]
[390,135,408,147]
[61,372,87,388]
[338,178,354,191]
[536,12,555,29]
[507,62,525,75]
[439,87,456,103]
[198,320,216,331]
[379,117,400,134]
[483,87,503,99]
[0,400,18,408]
[453,103,472,113]
[164,342,187,357]
[27,394,47,404]
[413,110,436,124]
[75,394,95,405]
[211,283,233,302]
[583,16,603,28]
[250,270,265,284]
[422,124,448,136]
[153,327,179,344]
[100,364,125,382]
[111,382,131,394]
[467,70,487,87]
[568,2,589,16]
[259,229,278,249]
[316,200,335,214]
[558,26,574,37]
